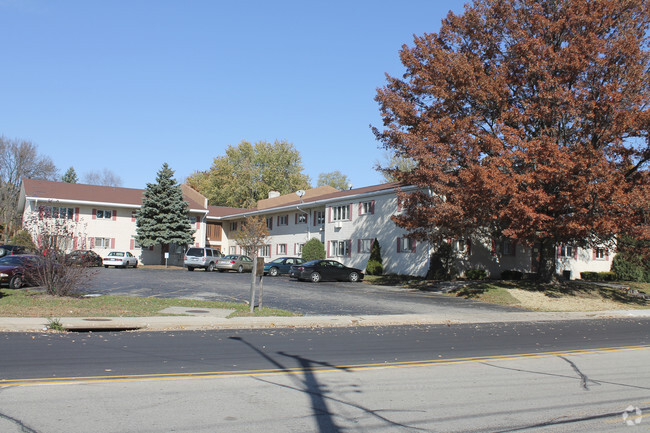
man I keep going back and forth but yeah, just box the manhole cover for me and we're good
[186,309,210,314]
[83,318,113,322]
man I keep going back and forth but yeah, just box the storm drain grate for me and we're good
[185,310,210,314]
[82,318,113,322]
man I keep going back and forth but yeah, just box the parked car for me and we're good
[264,257,306,276]
[0,244,34,258]
[184,247,221,272]
[216,255,253,273]
[103,251,138,268]
[66,250,102,267]
[289,259,364,283]
[0,254,41,288]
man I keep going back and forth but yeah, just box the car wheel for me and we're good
[237,265,244,273]
[310,272,321,283]
[133,260,138,268]
[269,267,279,277]
[348,272,360,282]
[104,265,108,268]
[206,263,215,272]
[218,269,225,273]
[187,267,194,271]
[9,274,23,289]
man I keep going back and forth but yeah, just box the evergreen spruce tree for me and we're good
[366,238,383,275]
[136,163,195,262]
[62,167,78,183]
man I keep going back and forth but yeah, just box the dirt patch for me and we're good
[507,288,631,312]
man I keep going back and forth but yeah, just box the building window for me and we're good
[314,211,325,225]
[295,243,304,255]
[331,240,350,257]
[559,244,576,258]
[259,245,271,257]
[266,217,273,230]
[359,201,374,216]
[278,215,288,226]
[332,205,350,221]
[95,237,111,249]
[230,222,238,231]
[46,206,74,219]
[132,237,141,249]
[359,239,373,253]
[502,240,515,256]
[296,213,307,224]
[595,248,606,260]
[397,237,415,253]
[96,209,112,219]
[277,244,287,255]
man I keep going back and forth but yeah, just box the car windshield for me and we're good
[269,258,284,264]
[303,260,320,266]
[186,248,204,256]
[223,255,238,260]
[108,252,125,257]
[0,256,31,265]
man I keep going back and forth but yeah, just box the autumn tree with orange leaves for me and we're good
[374,0,649,281]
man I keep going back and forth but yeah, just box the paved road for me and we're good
[83,267,521,315]
[1,320,649,432]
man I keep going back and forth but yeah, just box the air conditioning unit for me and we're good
[334,221,343,229]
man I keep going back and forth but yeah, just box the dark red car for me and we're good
[0,254,41,289]
[66,250,102,267]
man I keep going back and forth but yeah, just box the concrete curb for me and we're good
[1,309,649,332]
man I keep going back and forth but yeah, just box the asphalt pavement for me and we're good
[2,266,649,332]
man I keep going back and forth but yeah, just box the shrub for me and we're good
[580,271,617,282]
[302,238,326,261]
[427,243,456,280]
[611,255,646,282]
[465,269,487,280]
[501,270,523,280]
[10,230,36,249]
[366,259,383,276]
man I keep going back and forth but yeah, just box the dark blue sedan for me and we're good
[263,257,305,276]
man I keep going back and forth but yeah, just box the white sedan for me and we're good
[103,251,138,268]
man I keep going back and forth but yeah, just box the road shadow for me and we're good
[228,336,425,432]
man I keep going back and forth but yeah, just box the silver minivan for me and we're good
[184,247,221,271]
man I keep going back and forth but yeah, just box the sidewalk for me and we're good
[1,306,649,332]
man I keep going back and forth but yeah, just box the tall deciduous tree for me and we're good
[83,168,123,187]
[136,163,195,261]
[374,0,649,281]
[186,140,311,208]
[317,171,351,191]
[61,167,78,183]
[0,136,58,241]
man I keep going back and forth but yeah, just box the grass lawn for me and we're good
[0,288,297,318]
[365,275,650,311]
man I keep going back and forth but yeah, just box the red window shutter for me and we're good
[411,240,417,253]
[328,207,332,223]
[358,239,361,253]
[397,200,402,212]
[196,242,199,247]
[73,237,78,249]
[112,210,117,221]
[75,208,80,222]
[573,247,578,259]
[197,219,201,229]
[111,238,116,249]
[90,238,95,248]
[348,204,353,221]
[92,209,97,220]
[466,239,472,255]
[358,202,362,216]
[130,239,135,250]
[397,238,401,253]
[327,241,331,257]
[132,211,136,222]
[491,240,496,255]
[557,245,562,258]
[593,248,597,260]
[347,240,352,257]
[371,200,375,215]
[605,249,609,260]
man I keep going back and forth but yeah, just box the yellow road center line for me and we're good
[2,344,649,387]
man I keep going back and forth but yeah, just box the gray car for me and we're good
[184,247,221,272]
[216,255,253,273]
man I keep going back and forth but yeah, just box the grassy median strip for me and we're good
[0,288,297,318]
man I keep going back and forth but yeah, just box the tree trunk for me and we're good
[537,239,558,283]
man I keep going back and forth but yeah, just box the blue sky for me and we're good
[1,0,466,190]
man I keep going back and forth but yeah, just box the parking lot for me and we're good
[84,266,521,316]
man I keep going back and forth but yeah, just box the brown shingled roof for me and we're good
[22,179,207,210]
[256,186,338,210]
